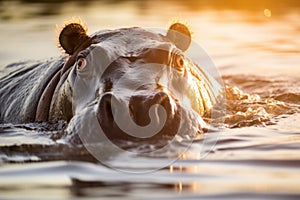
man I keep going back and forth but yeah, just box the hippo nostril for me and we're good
[152,92,171,108]
[129,92,173,126]
[97,93,114,126]
[152,92,173,119]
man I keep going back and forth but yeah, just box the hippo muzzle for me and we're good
[97,90,181,141]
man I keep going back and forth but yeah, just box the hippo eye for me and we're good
[175,55,185,72]
[76,57,87,70]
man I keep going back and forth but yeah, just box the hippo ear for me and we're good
[166,22,191,52]
[58,22,90,55]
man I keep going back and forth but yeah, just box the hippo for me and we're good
[0,21,221,143]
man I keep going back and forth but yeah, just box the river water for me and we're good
[0,0,300,199]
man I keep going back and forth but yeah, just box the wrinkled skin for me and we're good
[0,22,221,142]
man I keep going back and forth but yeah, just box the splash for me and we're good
[222,75,300,128]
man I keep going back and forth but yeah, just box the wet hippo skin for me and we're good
[0,21,220,140]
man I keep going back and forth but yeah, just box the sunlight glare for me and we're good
[264,8,272,18]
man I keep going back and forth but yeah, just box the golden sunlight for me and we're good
[264,8,272,18]
[169,165,174,173]
[174,182,183,192]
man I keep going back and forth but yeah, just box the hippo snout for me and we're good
[97,92,180,141]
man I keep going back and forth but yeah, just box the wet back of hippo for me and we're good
[0,58,64,122]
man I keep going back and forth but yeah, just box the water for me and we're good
[0,0,300,199]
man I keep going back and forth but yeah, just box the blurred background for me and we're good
[0,0,299,76]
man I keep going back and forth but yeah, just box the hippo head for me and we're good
[48,22,221,144]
